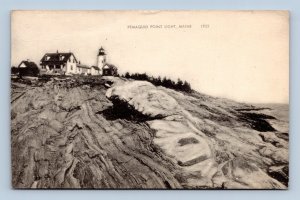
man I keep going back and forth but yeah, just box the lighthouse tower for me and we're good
[97,47,106,75]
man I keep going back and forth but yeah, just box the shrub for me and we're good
[122,72,193,93]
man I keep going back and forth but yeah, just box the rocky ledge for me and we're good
[106,80,288,189]
[11,76,288,189]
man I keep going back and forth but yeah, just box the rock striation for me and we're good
[11,77,289,189]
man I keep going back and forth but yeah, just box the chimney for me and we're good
[57,50,59,53]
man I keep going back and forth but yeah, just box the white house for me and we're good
[40,52,79,75]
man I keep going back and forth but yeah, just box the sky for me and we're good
[11,11,289,104]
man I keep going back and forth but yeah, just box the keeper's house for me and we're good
[40,51,80,75]
[40,47,117,76]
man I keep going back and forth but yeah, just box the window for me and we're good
[71,66,73,70]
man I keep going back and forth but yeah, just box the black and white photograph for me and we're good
[10,10,289,189]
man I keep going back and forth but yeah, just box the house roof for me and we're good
[18,61,39,69]
[92,66,100,70]
[103,64,117,71]
[77,64,91,69]
[40,52,78,65]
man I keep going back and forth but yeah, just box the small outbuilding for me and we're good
[91,66,101,75]
[18,60,39,77]
[102,64,118,76]
[77,64,91,75]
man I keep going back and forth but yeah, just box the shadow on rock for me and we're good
[238,112,276,132]
[99,105,150,122]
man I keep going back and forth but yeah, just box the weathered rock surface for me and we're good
[106,81,182,118]
[11,77,289,189]
[106,80,289,189]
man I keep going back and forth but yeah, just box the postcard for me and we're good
[11,10,289,189]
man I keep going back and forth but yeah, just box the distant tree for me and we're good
[170,80,176,89]
[114,70,119,77]
[162,76,167,86]
[165,78,173,89]
[156,76,162,86]
[182,81,192,92]
[176,79,183,90]
[131,73,137,79]
[122,72,192,93]
[140,73,148,80]
[125,72,130,79]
